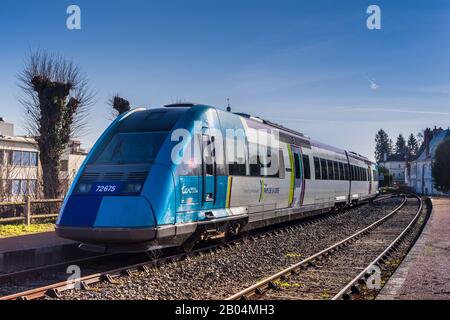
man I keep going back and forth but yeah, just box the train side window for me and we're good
[320,158,328,180]
[327,160,334,180]
[362,167,366,181]
[358,167,362,181]
[278,150,285,179]
[351,165,356,181]
[294,154,301,179]
[344,163,349,180]
[203,135,215,176]
[248,143,260,177]
[302,155,311,180]
[314,157,321,180]
[338,162,344,181]
[333,161,339,180]
[228,163,246,176]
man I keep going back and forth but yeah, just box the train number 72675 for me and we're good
[95,185,117,193]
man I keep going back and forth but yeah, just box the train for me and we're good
[56,103,379,252]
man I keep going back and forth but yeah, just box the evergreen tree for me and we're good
[432,138,450,192]
[395,134,407,159]
[407,133,419,159]
[375,129,391,163]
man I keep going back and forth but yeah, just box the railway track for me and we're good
[226,194,427,300]
[0,195,395,300]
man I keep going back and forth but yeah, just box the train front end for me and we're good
[55,106,193,252]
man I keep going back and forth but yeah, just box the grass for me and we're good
[0,223,55,238]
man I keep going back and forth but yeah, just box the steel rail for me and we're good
[0,254,113,284]
[226,194,408,300]
[331,194,423,300]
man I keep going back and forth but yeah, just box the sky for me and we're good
[0,0,449,161]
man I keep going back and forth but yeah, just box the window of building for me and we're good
[12,151,22,166]
[11,180,20,195]
[28,180,37,195]
[20,180,27,195]
[314,157,321,180]
[22,151,31,166]
[0,149,3,165]
[302,155,311,180]
[30,152,38,166]
[321,159,328,180]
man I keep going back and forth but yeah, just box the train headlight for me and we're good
[124,183,143,193]
[77,183,92,193]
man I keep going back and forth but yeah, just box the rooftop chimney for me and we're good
[424,128,432,158]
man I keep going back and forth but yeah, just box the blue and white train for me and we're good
[56,103,379,252]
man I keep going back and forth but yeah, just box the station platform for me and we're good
[0,231,90,273]
[378,198,450,300]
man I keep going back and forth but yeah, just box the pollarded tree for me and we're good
[18,51,95,199]
[109,95,131,118]
[432,138,450,193]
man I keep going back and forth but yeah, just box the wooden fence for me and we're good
[0,197,64,225]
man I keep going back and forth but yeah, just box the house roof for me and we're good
[0,135,38,145]
[415,129,450,161]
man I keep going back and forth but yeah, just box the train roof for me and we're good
[159,103,374,164]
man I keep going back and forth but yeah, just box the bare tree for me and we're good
[18,51,95,199]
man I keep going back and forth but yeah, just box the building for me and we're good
[0,118,87,201]
[379,154,407,186]
[0,134,39,201]
[406,127,450,195]
[60,140,88,194]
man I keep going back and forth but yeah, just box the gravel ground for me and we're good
[261,197,421,300]
[56,197,402,300]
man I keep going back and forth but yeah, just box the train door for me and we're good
[291,146,303,208]
[201,131,216,208]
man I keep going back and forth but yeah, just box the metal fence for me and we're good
[0,197,63,225]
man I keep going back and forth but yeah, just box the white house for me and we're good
[407,127,450,195]
[379,154,407,185]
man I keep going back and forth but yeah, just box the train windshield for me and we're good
[90,131,168,165]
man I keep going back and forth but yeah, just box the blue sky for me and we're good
[0,0,449,160]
